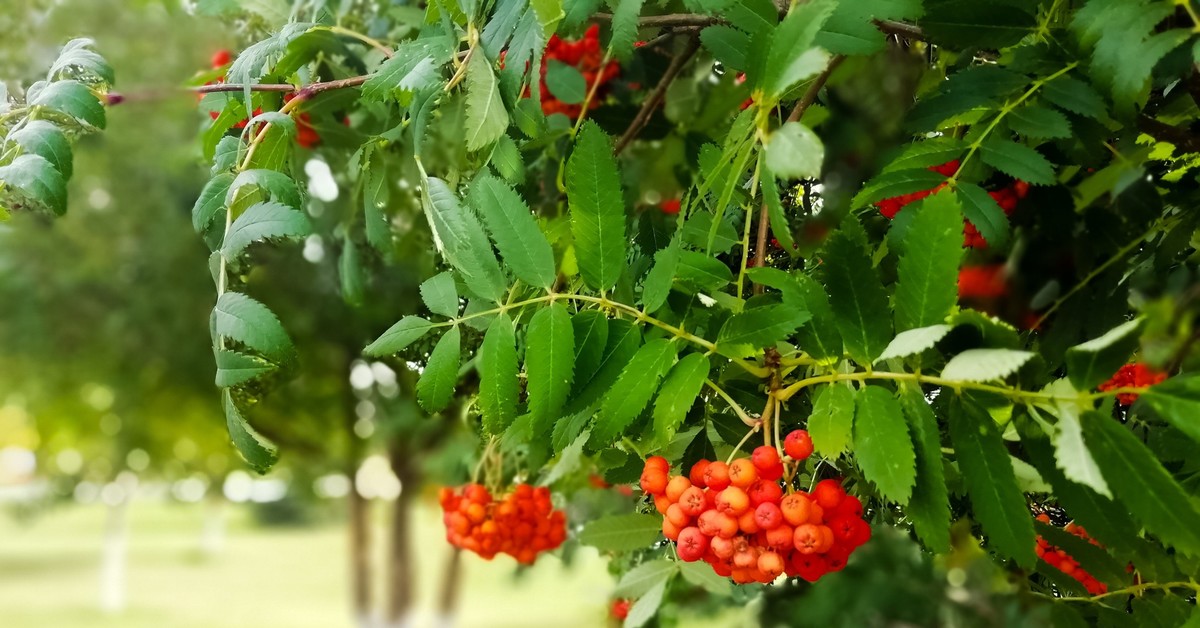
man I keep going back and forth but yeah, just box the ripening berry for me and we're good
[754,502,783,530]
[733,549,757,569]
[211,49,232,68]
[677,526,709,562]
[765,524,794,551]
[793,523,822,554]
[812,479,844,510]
[737,509,760,535]
[644,456,669,473]
[653,494,671,515]
[750,446,784,481]
[758,551,785,580]
[666,503,690,528]
[697,510,724,538]
[716,486,750,516]
[660,199,681,215]
[780,493,812,526]
[806,502,825,525]
[678,486,706,517]
[748,479,783,506]
[784,430,814,461]
[704,461,731,491]
[662,516,682,541]
[792,553,829,583]
[610,599,630,621]
[710,535,735,559]
[640,468,668,495]
[715,512,739,539]
[825,545,850,572]
[728,459,758,488]
[665,475,692,502]
[689,459,710,487]
[832,494,863,519]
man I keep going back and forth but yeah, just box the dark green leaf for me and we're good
[893,190,964,331]
[220,201,313,262]
[544,59,586,104]
[215,349,277,387]
[716,304,811,356]
[821,228,892,364]
[568,122,628,291]
[762,172,795,256]
[479,314,520,435]
[417,326,461,412]
[0,154,67,216]
[676,249,733,291]
[899,386,951,552]
[607,0,645,61]
[817,0,923,55]
[423,178,508,303]
[468,174,556,290]
[760,0,834,97]
[851,169,947,209]
[571,310,610,390]
[1065,319,1142,391]
[641,238,680,313]
[8,120,72,179]
[920,1,1037,49]
[420,271,460,318]
[211,292,295,364]
[808,384,855,458]
[364,316,436,357]
[700,25,748,71]
[32,79,105,129]
[192,173,234,239]
[1138,374,1200,446]
[361,37,454,102]
[223,389,278,474]
[1041,75,1107,119]
[593,339,677,444]
[882,137,967,174]
[956,183,1011,249]
[526,303,575,435]
[793,274,842,362]
[854,386,916,505]
[1008,104,1072,139]
[652,353,710,445]
[979,140,1056,186]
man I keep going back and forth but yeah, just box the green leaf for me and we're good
[227,169,302,209]
[675,249,733,291]
[422,178,508,303]
[792,274,842,362]
[578,513,662,551]
[948,396,1037,568]
[1083,410,1200,555]
[882,137,968,174]
[899,386,951,552]
[364,316,435,357]
[479,314,520,436]
[652,353,710,445]
[678,561,732,596]
[571,310,610,390]
[526,303,575,435]
[614,559,678,599]
[464,51,510,151]
[817,0,923,55]
[192,173,234,239]
[417,326,461,412]
[876,324,953,363]
[212,136,240,173]
[853,386,916,505]
[761,172,795,256]
[624,580,667,628]
[956,183,1011,249]
[1053,404,1112,498]
[362,153,392,253]
[920,0,1036,50]
[593,339,677,444]
[220,201,313,262]
[223,389,278,474]
[212,292,295,364]
[8,120,72,179]
[31,79,105,129]
[821,227,892,364]
[641,238,680,313]
[531,0,565,37]
[420,271,459,318]
[760,0,834,97]
[1064,319,1142,391]
[567,320,641,411]
[808,384,855,458]
[1138,374,1200,446]
[851,169,947,209]
[893,190,964,331]
[979,140,1056,186]
[543,59,586,104]
[567,122,628,291]
[339,235,365,307]
[1071,0,1189,111]
[700,25,748,71]
[766,122,825,180]
[607,0,646,61]
[942,349,1035,382]
[49,38,114,85]
[0,154,67,216]
[716,304,811,356]
[1008,104,1072,139]
[214,349,277,387]
[481,0,529,59]
[468,174,556,290]
[1041,76,1107,120]
[361,37,453,102]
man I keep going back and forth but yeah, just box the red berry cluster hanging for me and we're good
[958,264,1009,300]
[439,483,567,564]
[202,50,320,149]
[1034,514,1107,595]
[1098,362,1167,406]
[537,24,620,118]
[876,160,1029,248]
[640,430,870,585]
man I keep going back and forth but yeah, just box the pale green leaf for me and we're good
[876,324,953,362]
[420,271,459,318]
[214,349,277,388]
[817,0,923,55]
[418,326,461,412]
[607,0,646,61]
[464,51,510,151]
[766,122,825,180]
[614,559,678,599]
[526,303,575,435]
[0,154,67,216]
[8,120,72,179]
[364,316,435,357]
[1054,406,1112,498]
[479,314,520,436]
[578,513,661,551]
[544,59,586,104]
[192,173,234,238]
[808,384,855,458]
[956,183,1010,249]
[942,349,1035,382]
[624,580,666,628]
[1065,318,1142,391]
[641,238,680,313]
[361,37,454,102]
[760,1,835,97]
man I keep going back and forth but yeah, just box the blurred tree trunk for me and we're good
[344,353,374,628]
[436,548,463,627]
[386,443,418,627]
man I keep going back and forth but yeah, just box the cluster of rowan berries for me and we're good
[1034,514,1107,595]
[640,430,870,584]
[205,50,320,149]
[876,160,1029,248]
[1098,362,1167,406]
[958,264,1008,300]
[439,483,567,564]
[537,24,620,118]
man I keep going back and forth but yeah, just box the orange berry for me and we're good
[748,479,782,506]
[665,475,692,502]
[704,461,731,490]
[679,486,706,517]
[738,509,760,534]
[710,535,735,559]
[716,487,750,516]
[728,459,759,488]
[640,468,668,495]
[715,512,739,539]
[644,456,669,473]
[755,502,783,530]
[765,523,794,551]
[662,517,682,541]
[780,493,812,526]
[794,524,822,554]
[758,551,785,579]
[751,446,784,481]
[666,503,691,528]
[689,460,710,487]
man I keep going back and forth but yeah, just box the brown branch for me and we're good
[108,74,371,105]
[614,36,702,155]
[1139,116,1200,153]
[593,12,926,41]
[874,19,926,41]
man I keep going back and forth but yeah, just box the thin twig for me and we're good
[593,12,926,41]
[614,35,701,155]
[785,55,844,124]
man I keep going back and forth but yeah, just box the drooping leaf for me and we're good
[0,154,67,216]
[941,349,1035,382]
[766,122,825,180]
[578,513,662,551]
[899,386,951,553]
[877,325,953,363]
[641,238,680,313]
[793,274,842,362]
[417,326,462,412]
[361,153,392,253]
[675,249,733,291]
[1008,104,1072,139]
[761,171,796,256]
[978,140,1056,186]
[364,316,436,357]
[956,183,1011,249]
[1071,0,1190,111]
[544,59,587,104]
[920,0,1037,50]
[479,314,520,435]
[227,169,303,209]
[422,178,508,303]
[223,389,279,474]
[893,190,964,331]
[808,384,855,458]
[851,169,947,209]
[361,37,454,102]
[821,227,892,364]
[1083,410,1200,555]
[526,303,575,435]
[652,353,710,445]
[468,174,556,290]
[1138,374,1200,446]
[567,122,627,292]
[760,0,835,97]
[624,580,667,628]
[817,0,923,55]
[613,559,678,599]
[607,0,646,61]
[853,386,916,505]
[192,173,234,239]
[1065,319,1142,391]
[420,271,460,318]
[1041,75,1107,120]
[948,396,1037,568]
[211,292,295,364]
[31,79,105,129]
[49,38,115,85]
[881,137,968,173]
[220,201,313,262]
[593,339,677,444]
[215,349,277,387]
[464,50,510,151]
[716,304,811,356]
[571,310,610,390]
[1053,403,1112,498]
[8,120,72,179]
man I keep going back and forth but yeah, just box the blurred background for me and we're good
[0,2,669,626]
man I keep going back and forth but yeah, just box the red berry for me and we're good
[750,446,784,481]
[704,461,731,491]
[689,459,710,487]
[784,430,814,461]
[211,49,232,69]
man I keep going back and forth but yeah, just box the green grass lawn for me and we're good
[0,498,621,627]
